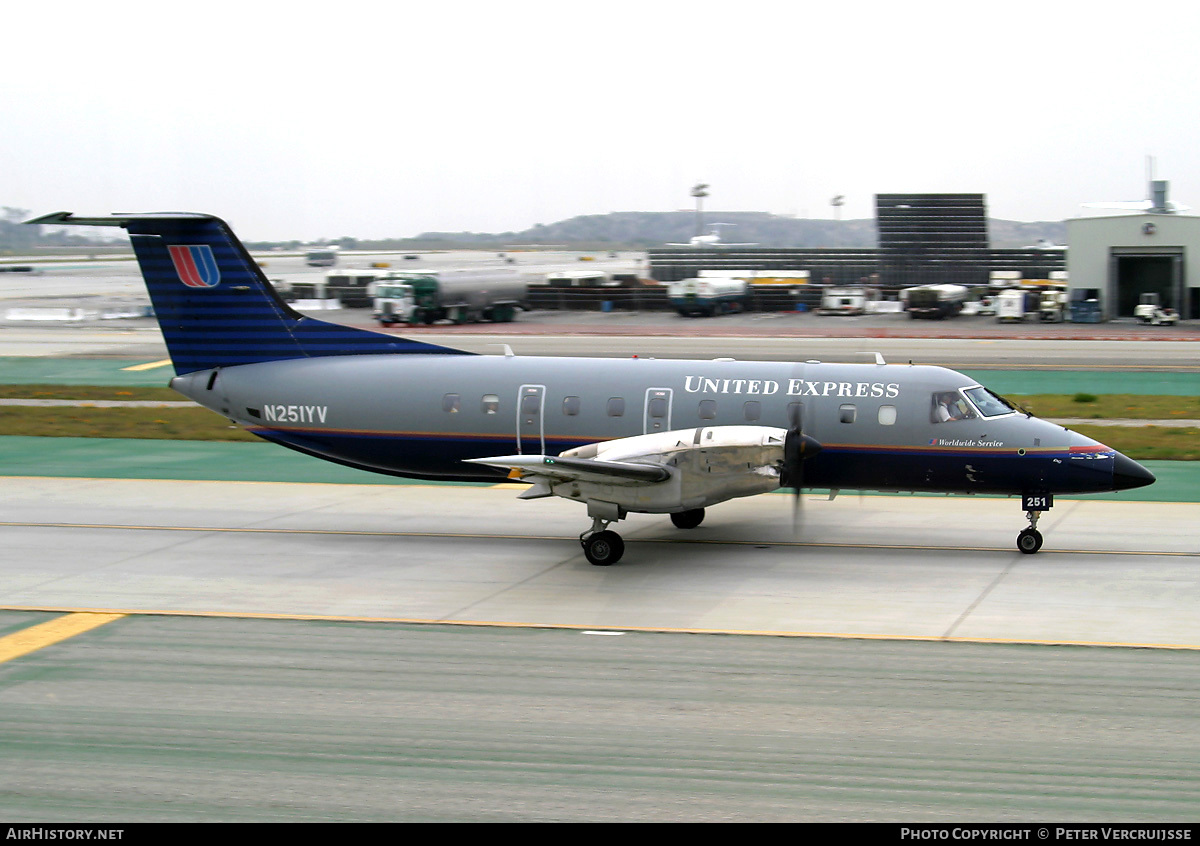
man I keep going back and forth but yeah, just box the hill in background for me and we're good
[6,207,1068,253]
[358,211,1067,251]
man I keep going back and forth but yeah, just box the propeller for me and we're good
[781,403,822,531]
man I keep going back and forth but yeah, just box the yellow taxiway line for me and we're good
[0,605,1198,652]
[0,612,125,665]
[120,359,172,371]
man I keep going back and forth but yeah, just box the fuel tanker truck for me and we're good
[373,267,528,325]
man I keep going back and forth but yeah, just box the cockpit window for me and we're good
[963,386,1017,418]
[931,390,976,423]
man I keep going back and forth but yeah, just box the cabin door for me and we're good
[643,387,673,434]
[516,384,546,455]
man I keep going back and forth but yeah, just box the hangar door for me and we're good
[1111,248,1183,317]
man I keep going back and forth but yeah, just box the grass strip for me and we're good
[0,386,1195,459]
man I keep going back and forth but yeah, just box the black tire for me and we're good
[583,530,625,566]
[670,508,705,530]
[1017,528,1043,554]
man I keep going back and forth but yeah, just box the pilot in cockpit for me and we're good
[932,391,974,423]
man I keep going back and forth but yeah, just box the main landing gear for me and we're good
[669,508,705,530]
[581,517,625,566]
[1017,510,1044,554]
[580,508,707,566]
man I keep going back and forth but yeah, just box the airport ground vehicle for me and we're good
[379,268,526,324]
[305,247,338,267]
[996,289,1038,322]
[1134,293,1179,325]
[28,211,1156,565]
[372,279,417,325]
[288,271,378,307]
[1039,289,1069,322]
[903,284,968,319]
[818,286,872,315]
[667,276,747,316]
[536,270,641,288]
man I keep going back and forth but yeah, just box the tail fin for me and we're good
[27,212,469,374]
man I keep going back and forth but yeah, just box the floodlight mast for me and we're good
[691,183,709,237]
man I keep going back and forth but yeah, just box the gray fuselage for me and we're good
[170,353,1123,496]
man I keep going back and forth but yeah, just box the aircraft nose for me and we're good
[1113,453,1155,490]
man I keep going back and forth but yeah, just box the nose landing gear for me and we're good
[1017,510,1044,554]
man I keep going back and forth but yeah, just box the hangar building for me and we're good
[1066,183,1200,320]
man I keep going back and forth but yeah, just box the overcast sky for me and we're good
[5,1,1200,241]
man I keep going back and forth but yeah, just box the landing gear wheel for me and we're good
[1017,528,1043,554]
[583,530,625,566]
[670,508,705,529]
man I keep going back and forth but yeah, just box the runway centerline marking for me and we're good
[0,612,124,665]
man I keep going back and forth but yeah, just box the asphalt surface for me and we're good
[3,253,1200,822]
[4,615,1200,822]
[3,478,1200,821]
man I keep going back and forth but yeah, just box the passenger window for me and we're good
[562,396,581,416]
[743,401,761,422]
[878,405,897,425]
[482,394,499,414]
[698,399,717,420]
[607,397,625,417]
[648,396,668,418]
[839,403,857,424]
[442,393,461,413]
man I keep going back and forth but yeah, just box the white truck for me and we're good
[1134,293,1179,325]
[995,289,1034,322]
[667,276,747,316]
[373,267,526,324]
[819,286,872,316]
[372,279,417,325]
[1038,289,1069,322]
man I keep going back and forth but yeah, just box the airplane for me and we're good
[1081,199,1191,214]
[667,224,758,248]
[28,211,1155,565]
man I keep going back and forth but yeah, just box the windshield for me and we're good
[964,386,1018,418]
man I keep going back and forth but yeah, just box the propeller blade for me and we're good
[782,403,823,535]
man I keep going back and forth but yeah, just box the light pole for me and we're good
[691,183,710,237]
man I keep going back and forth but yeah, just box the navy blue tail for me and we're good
[28,212,470,374]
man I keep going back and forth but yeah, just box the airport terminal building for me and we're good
[647,194,1067,308]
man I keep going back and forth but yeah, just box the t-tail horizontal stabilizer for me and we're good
[26,212,471,374]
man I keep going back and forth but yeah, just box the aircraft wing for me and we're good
[464,454,671,486]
